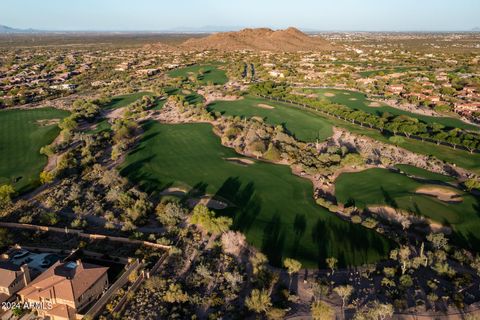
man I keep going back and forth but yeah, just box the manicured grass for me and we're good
[168,64,228,85]
[103,92,154,110]
[88,90,203,134]
[151,99,166,111]
[268,99,480,172]
[88,92,155,134]
[311,88,479,131]
[335,168,480,250]
[120,122,393,268]
[0,108,69,192]
[88,118,111,134]
[163,87,204,105]
[208,96,333,142]
[394,164,455,182]
[358,67,420,77]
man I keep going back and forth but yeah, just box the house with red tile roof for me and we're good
[0,261,31,303]
[18,260,108,320]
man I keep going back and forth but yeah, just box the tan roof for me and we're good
[0,261,21,288]
[0,293,10,304]
[49,303,77,320]
[18,260,108,304]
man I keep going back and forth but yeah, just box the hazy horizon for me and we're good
[1,0,479,32]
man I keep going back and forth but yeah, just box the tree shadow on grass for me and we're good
[104,98,123,110]
[214,177,242,202]
[456,230,480,254]
[185,182,209,198]
[185,94,202,104]
[120,155,155,178]
[291,214,307,257]
[214,177,261,234]
[280,122,296,140]
[311,218,329,269]
[119,155,174,194]
[261,213,285,267]
[127,146,146,156]
[312,216,393,268]
[381,186,398,208]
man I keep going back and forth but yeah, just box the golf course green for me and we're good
[213,94,480,172]
[163,87,204,105]
[120,121,393,268]
[394,164,455,182]
[335,168,480,250]
[311,88,479,131]
[168,64,228,85]
[88,90,203,134]
[87,92,155,134]
[208,96,333,142]
[0,107,69,192]
[104,92,154,110]
[358,67,420,78]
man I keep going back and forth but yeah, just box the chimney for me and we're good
[21,264,30,285]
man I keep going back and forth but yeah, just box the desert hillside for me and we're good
[179,27,338,52]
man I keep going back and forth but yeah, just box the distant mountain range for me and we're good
[166,25,245,33]
[1,24,479,34]
[0,24,39,33]
[0,24,247,34]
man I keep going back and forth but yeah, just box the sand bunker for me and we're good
[225,157,255,166]
[349,98,358,101]
[159,187,188,197]
[160,187,229,209]
[343,92,351,95]
[427,220,452,234]
[36,119,60,126]
[324,93,336,97]
[257,103,275,109]
[182,89,192,95]
[368,102,382,107]
[106,107,126,120]
[186,196,229,210]
[416,186,463,203]
[368,205,452,234]
[251,116,264,122]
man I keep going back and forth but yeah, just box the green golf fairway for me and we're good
[394,164,455,182]
[208,96,333,142]
[358,67,420,77]
[168,64,228,85]
[104,92,154,110]
[335,168,480,250]
[0,108,69,192]
[311,88,478,131]
[120,121,393,268]
[88,90,203,134]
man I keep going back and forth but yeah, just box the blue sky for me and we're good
[1,0,479,31]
